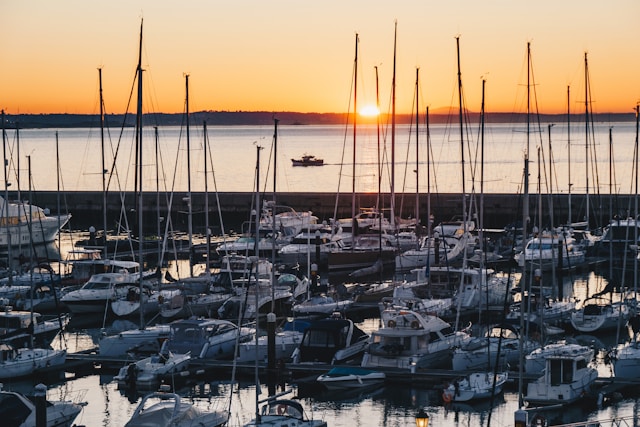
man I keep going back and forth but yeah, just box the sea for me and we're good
[3,120,639,197]
[3,122,640,426]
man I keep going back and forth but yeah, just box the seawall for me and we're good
[27,191,633,235]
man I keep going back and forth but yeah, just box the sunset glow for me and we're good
[1,1,639,115]
[359,105,380,117]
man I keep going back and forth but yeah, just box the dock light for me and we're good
[415,408,429,427]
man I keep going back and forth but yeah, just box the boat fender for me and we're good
[442,390,453,403]
[411,320,420,329]
[387,319,396,328]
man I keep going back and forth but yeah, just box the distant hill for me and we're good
[1,110,635,129]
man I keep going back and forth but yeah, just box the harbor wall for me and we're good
[30,191,634,235]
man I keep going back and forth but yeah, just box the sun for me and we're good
[359,104,380,117]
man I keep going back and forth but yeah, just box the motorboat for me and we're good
[243,398,326,427]
[0,343,66,380]
[0,306,68,348]
[235,319,309,364]
[161,318,254,360]
[525,349,598,406]
[361,305,471,371]
[328,233,397,274]
[452,324,539,371]
[570,296,631,333]
[291,154,324,166]
[60,269,156,316]
[114,351,191,389]
[278,223,345,269]
[525,342,595,376]
[395,231,470,272]
[612,339,640,378]
[291,317,369,365]
[317,366,385,391]
[441,371,508,403]
[292,294,353,316]
[598,217,640,257]
[125,390,229,427]
[0,195,70,251]
[514,229,587,271]
[98,323,172,358]
[0,385,85,427]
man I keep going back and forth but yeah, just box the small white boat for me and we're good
[125,390,229,427]
[114,351,191,389]
[0,343,66,380]
[0,384,86,427]
[525,350,598,406]
[292,294,353,316]
[525,342,594,376]
[441,372,508,403]
[317,367,385,390]
[98,323,172,358]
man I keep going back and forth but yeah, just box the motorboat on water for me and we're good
[514,229,587,271]
[506,291,576,326]
[161,318,254,360]
[291,317,369,365]
[0,306,68,348]
[524,349,598,406]
[235,319,308,364]
[525,341,595,376]
[441,371,508,403]
[125,390,229,427]
[0,196,70,252]
[291,154,324,167]
[60,268,157,316]
[114,351,191,389]
[316,366,385,391]
[361,305,471,371]
[0,384,86,427]
[292,294,353,316]
[99,323,172,358]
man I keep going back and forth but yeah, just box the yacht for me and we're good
[291,317,369,365]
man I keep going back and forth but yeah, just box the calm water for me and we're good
[3,121,638,195]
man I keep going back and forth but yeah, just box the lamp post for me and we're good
[415,408,429,427]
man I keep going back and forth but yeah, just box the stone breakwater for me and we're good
[29,191,631,234]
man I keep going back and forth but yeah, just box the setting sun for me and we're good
[359,104,380,117]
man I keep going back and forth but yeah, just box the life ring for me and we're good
[387,319,397,328]
[277,404,287,415]
[442,390,453,403]
[411,320,420,329]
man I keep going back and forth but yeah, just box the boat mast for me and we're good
[415,67,420,228]
[271,117,278,311]
[1,111,10,282]
[203,121,210,274]
[99,68,108,258]
[567,85,572,225]
[390,21,397,231]
[453,36,468,333]
[584,53,590,227]
[185,74,194,277]
[135,19,145,329]
[351,33,358,238]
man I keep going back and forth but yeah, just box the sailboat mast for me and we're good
[567,85,572,225]
[375,66,381,212]
[185,74,194,277]
[351,34,358,236]
[415,67,420,226]
[99,68,108,257]
[1,110,10,280]
[584,53,590,227]
[455,36,467,241]
[426,106,431,242]
[271,118,278,311]
[135,19,145,329]
[390,21,397,230]
[203,122,210,273]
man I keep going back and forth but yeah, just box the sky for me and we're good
[2,1,639,116]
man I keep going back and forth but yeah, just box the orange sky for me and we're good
[2,1,639,116]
